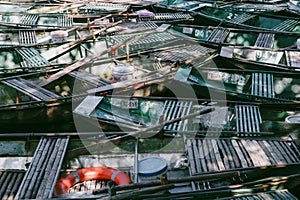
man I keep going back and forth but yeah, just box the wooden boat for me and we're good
[0,68,108,133]
[0,21,159,75]
[174,66,300,103]
[189,6,300,33]
[215,46,300,72]
[1,133,299,199]
[0,31,193,133]
[170,24,300,48]
[73,94,300,139]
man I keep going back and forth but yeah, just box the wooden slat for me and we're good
[211,139,225,171]
[198,139,208,172]
[192,139,202,174]
[223,140,240,168]
[281,141,300,163]
[237,140,253,167]
[16,137,69,199]
[0,170,25,200]
[202,139,213,172]
[231,140,249,168]
[187,139,300,176]
[220,190,298,200]
[187,139,196,175]
[261,140,284,165]
[206,139,219,171]
[272,140,292,163]
[217,140,231,170]
[2,78,59,101]
[264,140,286,165]
[235,105,261,133]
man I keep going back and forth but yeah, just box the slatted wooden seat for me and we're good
[220,190,298,200]
[107,32,178,55]
[229,13,255,24]
[2,78,59,101]
[0,169,25,200]
[151,13,193,21]
[286,51,300,68]
[79,3,130,12]
[57,15,73,27]
[15,137,69,199]
[18,30,37,45]
[16,48,51,68]
[142,22,159,30]
[207,28,229,43]
[162,100,193,131]
[186,138,300,175]
[254,33,274,48]
[151,45,214,63]
[19,14,39,26]
[251,72,275,98]
[272,19,299,31]
[235,105,262,133]
[69,70,111,87]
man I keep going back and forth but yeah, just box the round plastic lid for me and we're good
[138,156,168,177]
[285,115,300,123]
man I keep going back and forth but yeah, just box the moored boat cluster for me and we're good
[0,0,300,199]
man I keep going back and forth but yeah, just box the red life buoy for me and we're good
[54,167,132,196]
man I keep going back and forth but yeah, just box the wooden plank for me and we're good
[207,139,219,171]
[241,140,259,166]
[217,140,230,170]
[263,140,285,165]
[223,139,240,168]
[289,141,300,158]
[2,78,59,101]
[262,140,283,165]
[25,139,54,198]
[192,139,202,174]
[0,172,9,199]
[187,139,196,175]
[245,140,271,166]
[9,172,24,200]
[43,138,69,199]
[4,172,17,200]
[237,140,254,167]
[251,140,271,166]
[37,138,62,198]
[16,138,47,199]
[281,141,300,162]
[197,139,208,173]
[211,139,225,171]
[202,139,213,172]
[231,140,248,168]
[257,140,276,165]
[272,140,292,163]
[278,141,298,163]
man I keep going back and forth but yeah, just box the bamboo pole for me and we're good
[93,171,239,195]
[47,137,69,199]
[100,184,175,200]
[36,138,62,198]
[25,139,55,198]
[15,138,47,199]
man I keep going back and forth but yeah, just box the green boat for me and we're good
[174,65,300,103]
[189,5,300,33]
[171,24,300,48]
[73,95,300,139]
